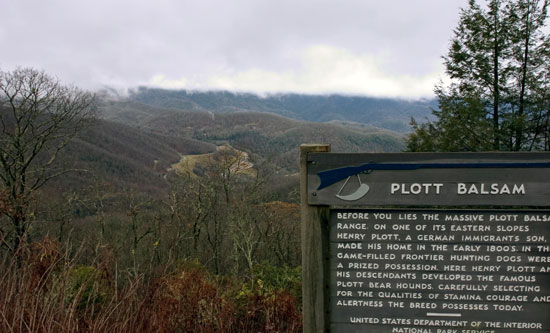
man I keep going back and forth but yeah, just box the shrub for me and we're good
[67,265,107,312]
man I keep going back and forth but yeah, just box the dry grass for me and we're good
[0,238,302,333]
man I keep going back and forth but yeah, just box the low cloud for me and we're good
[1,1,466,98]
[149,45,442,98]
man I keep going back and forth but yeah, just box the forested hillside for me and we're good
[128,88,436,133]
[99,98,406,174]
[2,76,410,332]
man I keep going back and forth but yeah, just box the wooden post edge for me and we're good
[300,144,331,333]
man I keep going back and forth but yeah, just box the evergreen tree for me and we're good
[408,0,550,151]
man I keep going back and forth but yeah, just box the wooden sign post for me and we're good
[301,144,331,332]
[300,144,550,333]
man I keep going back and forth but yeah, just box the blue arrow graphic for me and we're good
[316,161,550,190]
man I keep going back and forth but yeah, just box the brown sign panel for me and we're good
[307,152,550,206]
[330,209,550,332]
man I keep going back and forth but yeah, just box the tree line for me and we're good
[408,0,550,151]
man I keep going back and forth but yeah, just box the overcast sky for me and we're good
[1,0,468,98]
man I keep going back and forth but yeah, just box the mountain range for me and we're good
[127,87,436,133]
[50,89,435,196]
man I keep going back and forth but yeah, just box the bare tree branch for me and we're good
[0,67,96,252]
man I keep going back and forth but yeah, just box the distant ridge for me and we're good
[99,99,406,174]
[44,93,411,196]
[128,88,436,133]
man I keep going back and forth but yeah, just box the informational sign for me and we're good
[300,148,550,333]
[330,209,550,332]
[307,152,550,206]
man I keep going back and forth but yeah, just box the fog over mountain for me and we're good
[126,88,436,133]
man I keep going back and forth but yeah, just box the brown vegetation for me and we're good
[1,147,303,332]
[0,238,302,332]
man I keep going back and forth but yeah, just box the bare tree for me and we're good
[0,68,96,252]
